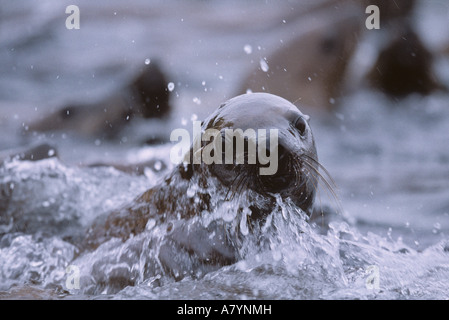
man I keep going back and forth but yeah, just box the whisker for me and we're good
[302,159,337,198]
[233,173,248,201]
[302,166,331,228]
[225,169,244,201]
[226,168,249,201]
[302,154,339,191]
[237,175,250,201]
[292,97,302,106]
[301,158,343,215]
[292,161,308,189]
[300,166,322,220]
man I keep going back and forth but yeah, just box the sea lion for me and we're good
[81,93,332,283]
[238,0,427,111]
[238,2,362,111]
[26,61,171,139]
[367,28,441,97]
[357,0,447,99]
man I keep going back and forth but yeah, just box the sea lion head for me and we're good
[183,93,321,219]
[368,28,439,97]
[80,93,332,287]
[130,61,171,119]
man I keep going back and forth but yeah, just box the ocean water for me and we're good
[1,0,449,299]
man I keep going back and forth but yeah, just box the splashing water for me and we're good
[259,58,269,73]
[1,157,448,299]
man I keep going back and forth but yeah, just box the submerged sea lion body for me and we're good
[27,62,171,139]
[82,93,324,282]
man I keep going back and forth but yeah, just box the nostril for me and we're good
[294,117,307,137]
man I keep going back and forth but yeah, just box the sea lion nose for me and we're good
[258,145,294,191]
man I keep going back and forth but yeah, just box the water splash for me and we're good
[0,157,448,299]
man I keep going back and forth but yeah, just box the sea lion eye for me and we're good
[60,106,76,119]
[294,117,307,137]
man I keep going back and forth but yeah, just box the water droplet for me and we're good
[193,97,201,105]
[329,97,336,104]
[186,187,195,198]
[146,219,156,231]
[432,222,441,234]
[335,112,344,121]
[144,58,151,65]
[307,76,312,82]
[246,89,253,94]
[30,261,43,267]
[167,82,175,92]
[154,161,162,171]
[260,58,269,72]
[240,215,249,236]
[272,250,282,261]
[236,260,248,271]
[201,81,206,86]
[47,149,55,157]
[243,44,252,54]
[181,118,187,126]
[190,113,198,121]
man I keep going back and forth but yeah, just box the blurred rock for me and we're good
[0,143,58,163]
[26,61,171,139]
